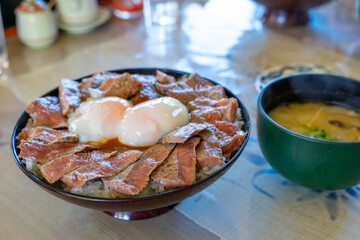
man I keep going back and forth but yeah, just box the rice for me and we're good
[23,158,43,179]
[63,180,128,198]
[25,157,226,198]
[235,108,244,129]
[150,182,166,193]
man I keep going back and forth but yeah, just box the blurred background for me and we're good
[0,0,23,28]
[0,0,110,28]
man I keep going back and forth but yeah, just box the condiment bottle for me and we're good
[15,0,58,48]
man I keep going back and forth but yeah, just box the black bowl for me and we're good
[11,68,251,220]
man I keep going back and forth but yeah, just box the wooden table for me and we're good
[1,0,360,239]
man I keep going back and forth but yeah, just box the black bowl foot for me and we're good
[103,204,178,220]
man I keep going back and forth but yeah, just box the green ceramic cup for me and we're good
[257,73,360,190]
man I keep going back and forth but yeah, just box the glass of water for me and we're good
[144,0,181,26]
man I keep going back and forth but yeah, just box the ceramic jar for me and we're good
[15,1,58,48]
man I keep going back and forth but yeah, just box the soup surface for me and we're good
[268,102,360,142]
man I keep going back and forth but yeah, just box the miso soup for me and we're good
[268,102,360,142]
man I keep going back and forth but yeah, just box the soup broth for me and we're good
[268,102,360,142]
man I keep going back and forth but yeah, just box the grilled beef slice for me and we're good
[154,73,214,96]
[161,122,210,144]
[26,96,68,129]
[40,150,117,184]
[18,140,96,163]
[79,72,118,100]
[59,78,81,115]
[199,121,247,155]
[188,97,238,123]
[62,150,142,189]
[152,137,200,189]
[168,85,225,105]
[196,140,224,169]
[213,121,247,155]
[183,73,214,89]
[17,126,78,144]
[155,70,176,84]
[98,72,143,99]
[130,75,159,104]
[103,143,175,195]
[155,81,191,96]
[190,108,224,124]
[197,125,222,148]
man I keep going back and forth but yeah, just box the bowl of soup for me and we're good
[257,73,360,190]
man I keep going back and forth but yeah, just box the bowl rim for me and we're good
[11,67,251,203]
[258,73,360,145]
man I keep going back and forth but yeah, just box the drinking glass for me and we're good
[144,0,181,26]
[0,5,9,81]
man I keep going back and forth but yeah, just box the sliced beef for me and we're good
[98,72,143,99]
[183,73,214,89]
[213,121,247,155]
[79,72,117,100]
[81,72,117,89]
[130,76,159,104]
[188,97,216,111]
[156,70,176,84]
[17,126,78,144]
[40,150,117,184]
[155,81,191,96]
[198,121,247,155]
[62,149,142,188]
[214,98,238,122]
[152,137,200,189]
[155,73,214,96]
[103,143,175,195]
[161,122,210,144]
[18,140,96,163]
[196,140,224,169]
[188,97,238,123]
[190,109,223,124]
[59,78,81,115]
[168,85,225,105]
[197,125,221,148]
[187,97,236,111]
[198,85,225,99]
[168,88,199,105]
[26,96,68,129]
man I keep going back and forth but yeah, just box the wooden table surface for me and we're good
[1,0,360,239]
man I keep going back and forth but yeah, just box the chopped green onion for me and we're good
[176,74,188,82]
[302,125,335,140]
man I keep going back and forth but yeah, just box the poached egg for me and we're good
[68,96,189,147]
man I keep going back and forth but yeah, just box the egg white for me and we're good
[68,96,189,147]
[68,97,132,143]
[117,97,189,147]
